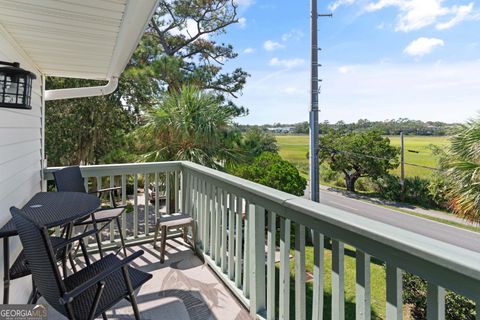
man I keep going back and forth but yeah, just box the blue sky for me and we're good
[215,0,480,124]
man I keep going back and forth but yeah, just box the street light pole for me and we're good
[309,0,332,203]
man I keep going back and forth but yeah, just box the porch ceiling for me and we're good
[0,0,157,80]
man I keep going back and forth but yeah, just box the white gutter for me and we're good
[44,77,119,101]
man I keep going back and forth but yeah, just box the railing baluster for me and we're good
[243,200,250,298]
[228,193,235,280]
[175,171,179,213]
[166,172,171,215]
[181,170,187,213]
[193,175,199,246]
[249,203,266,317]
[386,264,403,320]
[215,187,222,265]
[427,283,445,320]
[199,179,204,250]
[204,181,210,254]
[279,217,291,320]
[267,211,276,320]
[96,176,102,192]
[154,172,159,224]
[144,173,149,236]
[312,231,324,320]
[332,240,345,320]
[121,174,126,240]
[133,174,138,238]
[83,177,90,245]
[295,223,306,320]
[206,182,212,255]
[221,189,228,273]
[356,250,371,320]
[109,175,115,242]
[234,196,243,288]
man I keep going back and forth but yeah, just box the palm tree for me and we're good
[441,118,480,223]
[135,85,242,169]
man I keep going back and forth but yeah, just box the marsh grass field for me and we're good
[276,135,449,179]
[276,135,450,319]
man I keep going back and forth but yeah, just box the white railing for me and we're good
[45,161,480,320]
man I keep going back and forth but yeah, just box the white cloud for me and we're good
[404,37,444,57]
[236,61,480,125]
[366,0,479,32]
[263,40,284,51]
[234,0,254,8]
[436,3,474,30]
[238,17,247,28]
[338,66,353,74]
[170,19,209,40]
[281,29,304,42]
[243,47,255,54]
[329,0,356,11]
[269,57,305,68]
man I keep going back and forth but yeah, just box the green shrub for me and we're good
[232,152,307,196]
[320,163,340,182]
[403,272,475,320]
[373,174,442,208]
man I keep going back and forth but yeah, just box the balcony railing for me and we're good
[44,161,480,320]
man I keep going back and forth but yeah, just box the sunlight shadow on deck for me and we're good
[41,240,250,320]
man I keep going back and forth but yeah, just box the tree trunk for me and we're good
[345,175,357,192]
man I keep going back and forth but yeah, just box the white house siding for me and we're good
[0,26,44,303]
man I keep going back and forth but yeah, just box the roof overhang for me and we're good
[0,0,158,80]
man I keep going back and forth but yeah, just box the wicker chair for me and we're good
[10,206,152,320]
[53,166,127,256]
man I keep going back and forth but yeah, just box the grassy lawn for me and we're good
[276,135,449,179]
[275,244,388,319]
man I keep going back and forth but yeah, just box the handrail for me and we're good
[181,161,480,299]
[44,161,480,319]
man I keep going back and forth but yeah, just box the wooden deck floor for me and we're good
[42,239,250,320]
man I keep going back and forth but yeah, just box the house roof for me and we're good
[0,0,157,80]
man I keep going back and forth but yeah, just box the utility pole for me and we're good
[309,0,332,203]
[400,131,405,195]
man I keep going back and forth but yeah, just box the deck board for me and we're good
[40,240,250,320]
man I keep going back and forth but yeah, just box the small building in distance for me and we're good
[266,127,295,134]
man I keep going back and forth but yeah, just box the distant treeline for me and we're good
[237,118,456,136]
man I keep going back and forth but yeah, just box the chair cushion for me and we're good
[75,207,125,225]
[9,237,67,280]
[159,213,193,228]
[65,254,152,319]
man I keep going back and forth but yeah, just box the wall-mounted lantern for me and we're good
[0,61,36,109]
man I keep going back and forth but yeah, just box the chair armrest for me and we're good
[60,250,144,304]
[52,229,98,251]
[93,186,121,194]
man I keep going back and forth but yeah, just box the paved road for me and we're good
[316,188,480,253]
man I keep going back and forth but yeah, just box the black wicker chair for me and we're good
[53,166,127,256]
[10,206,152,320]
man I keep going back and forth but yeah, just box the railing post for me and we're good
[427,283,445,320]
[332,240,345,320]
[249,203,266,317]
[356,250,371,320]
[295,223,306,320]
[386,264,403,320]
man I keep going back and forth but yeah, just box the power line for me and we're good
[319,145,442,172]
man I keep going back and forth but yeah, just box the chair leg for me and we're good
[27,279,38,304]
[121,266,141,320]
[115,217,127,256]
[160,225,167,263]
[90,214,104,258]
[3,237,10,304]
[191,222,196,253]
[153,222,160,249]
[102,313,108,320]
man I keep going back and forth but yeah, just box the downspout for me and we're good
[44,77,119,101]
